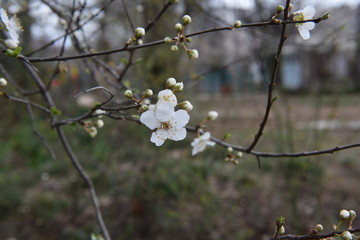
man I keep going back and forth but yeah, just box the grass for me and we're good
[1,92,360,239]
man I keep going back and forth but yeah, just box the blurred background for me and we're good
[1,0,360,239]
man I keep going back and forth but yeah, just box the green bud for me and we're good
[279,226,285,234]
[175,23,183,32]
[341,231,352,240]
[187,49,199,60]
[164,37,173,43]
[173,82,184,92]
[169,0,179,4]
[321,11,330,20]
[166,78,177,88]
[234,20,242,28]
[349,210,356,219]
[0,78,8,87]
[340,209,350,220]
[144,89,153,97]
[185,37,192,42]
[227,147,233,153]
[276,5,284,14]
[134,27,145,38]
[124,89,133,98]
[182,15,192,25]
[170,45,178,52]
[178,100,193,111]
[315,224,324,232]
[140,104,149,112]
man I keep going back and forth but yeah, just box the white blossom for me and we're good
[191,132,215,155]
[140,106,189,146]
[0,8,22,43]
[294,6,316,40]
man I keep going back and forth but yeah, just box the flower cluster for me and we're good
[83,109,106,138]
[293,6,316,40]
[164,15,199,60]
[0,8,22,50]
[140,78,191,146]
[190,111,220,155]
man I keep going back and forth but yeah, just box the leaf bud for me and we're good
[321,11,330,20]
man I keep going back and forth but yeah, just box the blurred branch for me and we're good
[245,0,291,152]
[26,101,56,160]
[26,18,326,63]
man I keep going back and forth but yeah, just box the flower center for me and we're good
[160,121,171,130]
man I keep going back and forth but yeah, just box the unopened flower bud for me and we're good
[0,77,8,86]
[173,82,184,92]
[321,11,330,20]
[134,27,145,38]
[315,224,324,232]
[166,78,177,88]
[141,104,149,112]
[164,37,173,43]
[124,89,133,98]
[234,20,242,28]
[187,49,199,60]
[175,23,183,32]
[95,119,104,128]
[340,209,350,220]
[170,45,179,52]
[207,111,218,120]
[341,231,352,240]
[279,226,285,234]
[88,126,98,138]
[144,89,153,97]
[227,147,233,153]
[137,39,143,45]
[182,15,191,25]
[185,37,192,42]
[276,5,284,14]
[169,0,179,4]
[349,210,356,219]
[236,152,243,158]
[178,100,193,111]
[288,4,294,11]
[4,39,19,49]
[94,109,106,118]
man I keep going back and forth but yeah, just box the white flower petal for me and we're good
[150,131,166,146]
[140,110,160,130]
[158,89,177,107]
[156,101,175,122]
[303,6,315,18]
[172,110,190,129]
[200,132,211,141]
[191,138,200,147]
[207,141,216,147]
[298,25,310,40]
[304,22,315,30]
[170,127,187,141]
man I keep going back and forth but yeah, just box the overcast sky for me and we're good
[222,0,360,9]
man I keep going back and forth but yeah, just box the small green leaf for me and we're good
[134,58,143,64]
[223,133,231,140]
[50,106,62,116]
[121,58,129,65]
